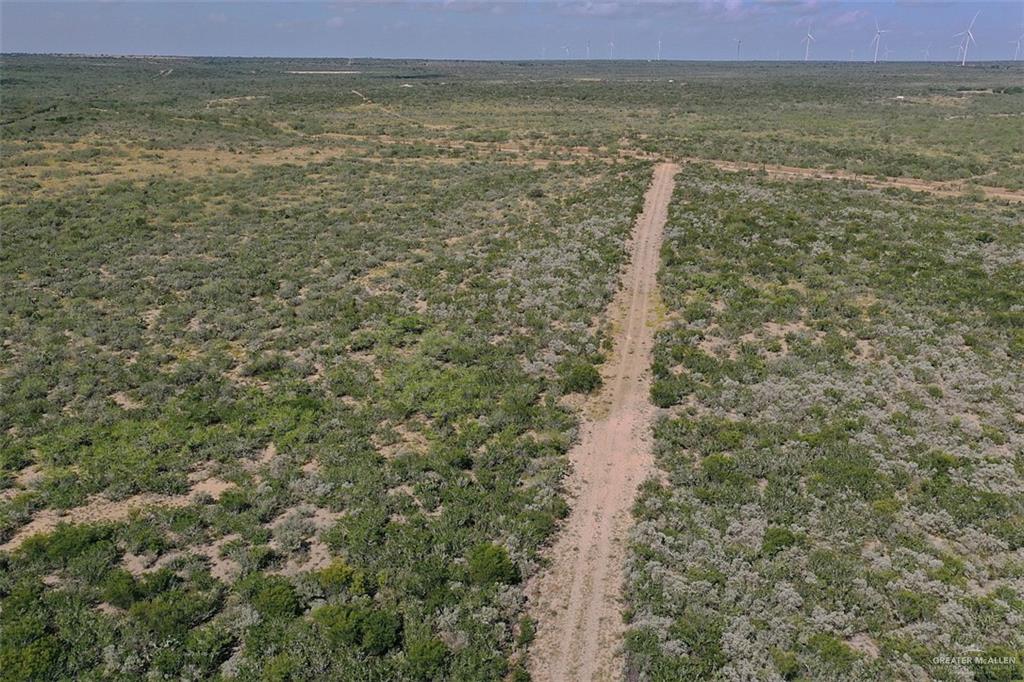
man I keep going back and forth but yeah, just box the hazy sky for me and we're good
[3,1,1023,62]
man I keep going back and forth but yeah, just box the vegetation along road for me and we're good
[527,163,678,681]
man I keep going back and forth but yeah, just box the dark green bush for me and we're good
[405,636,449,679]
[184,624,235,673]
[239,575,299,619]
[807,633,858,670]
[650,375,692,408]
[313,604,402,656]
[102,569,141,608]
[129,588,221,640]
[558,359,602,394]
[218,487,251,512]
[467,543,520,585]
[0,636,62,682]
[761,527,798,557]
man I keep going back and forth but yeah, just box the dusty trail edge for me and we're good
[525,162,678,682]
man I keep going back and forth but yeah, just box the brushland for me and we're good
[1,55,1022,680]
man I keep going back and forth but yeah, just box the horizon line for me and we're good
[4,52,1019,65]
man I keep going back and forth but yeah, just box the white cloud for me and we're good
[828,9,868,28]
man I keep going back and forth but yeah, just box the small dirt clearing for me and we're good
[526,163,678,681]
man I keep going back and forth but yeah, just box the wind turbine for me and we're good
[562,45,570,59]
[871,19,890,63]
[609,36,615,60]
[954,11,979,66]
[735,38,742,60]
[1011,33,1023,61]
[921,43,932,61]
[586,40,591,60]
[802,24,815,61]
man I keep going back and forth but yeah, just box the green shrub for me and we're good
[240,575,299,619]
[772,649,800,680]
[807,634,857,670]
[219,487,251,512]
[761,527,798,557]
[242,352,287,377]
[558,360,602,394]
[650,375,692,408]
[0,636,62,682]
[184,624,235,673]
[102,569,141,608]
[317,559,355,593]
[1008,331,1024,359]
[19,523,114,568]
[921,450,961,475]
[263,653,299,682]
[700,454,742,485]
[893,589,939,623]
[667,611,726,678]
[313,604,402,656]
[129,588,221,640]
[516,615,537,647]
[466,543,520,585]
[406,637,449,679]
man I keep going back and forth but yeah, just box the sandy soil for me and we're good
[11,132,1020,203]
[526,163,678,682]
[0,493,192,553]
[0,473,236,553]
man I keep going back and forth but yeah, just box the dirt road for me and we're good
[526,163,678,682]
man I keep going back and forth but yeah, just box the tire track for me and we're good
[526,163,678,682]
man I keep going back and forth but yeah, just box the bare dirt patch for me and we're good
[1,473,240,552]
[847,633,881,659]
[205,95,268,108]
[526,163,678,681]
[15,464,44,488]
[286,70,361,75]
[193,534,242,582]
[110,391,144,410]
[189,477,234,501]
[240,442,279,479]
[0,493,192,552]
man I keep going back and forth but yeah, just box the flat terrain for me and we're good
[527,163,676,681]
[628,169,1023,680]
[1,56,1022,681]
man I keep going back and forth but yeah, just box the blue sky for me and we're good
[2,1,1022,61]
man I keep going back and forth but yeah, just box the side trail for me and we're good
[526,163,678,681]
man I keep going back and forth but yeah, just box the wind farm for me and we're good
[871,19,890,63]
[801,24,815,61]
[955,11,981,66]
[521,9,1016,63]
[2,2,1023,681]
